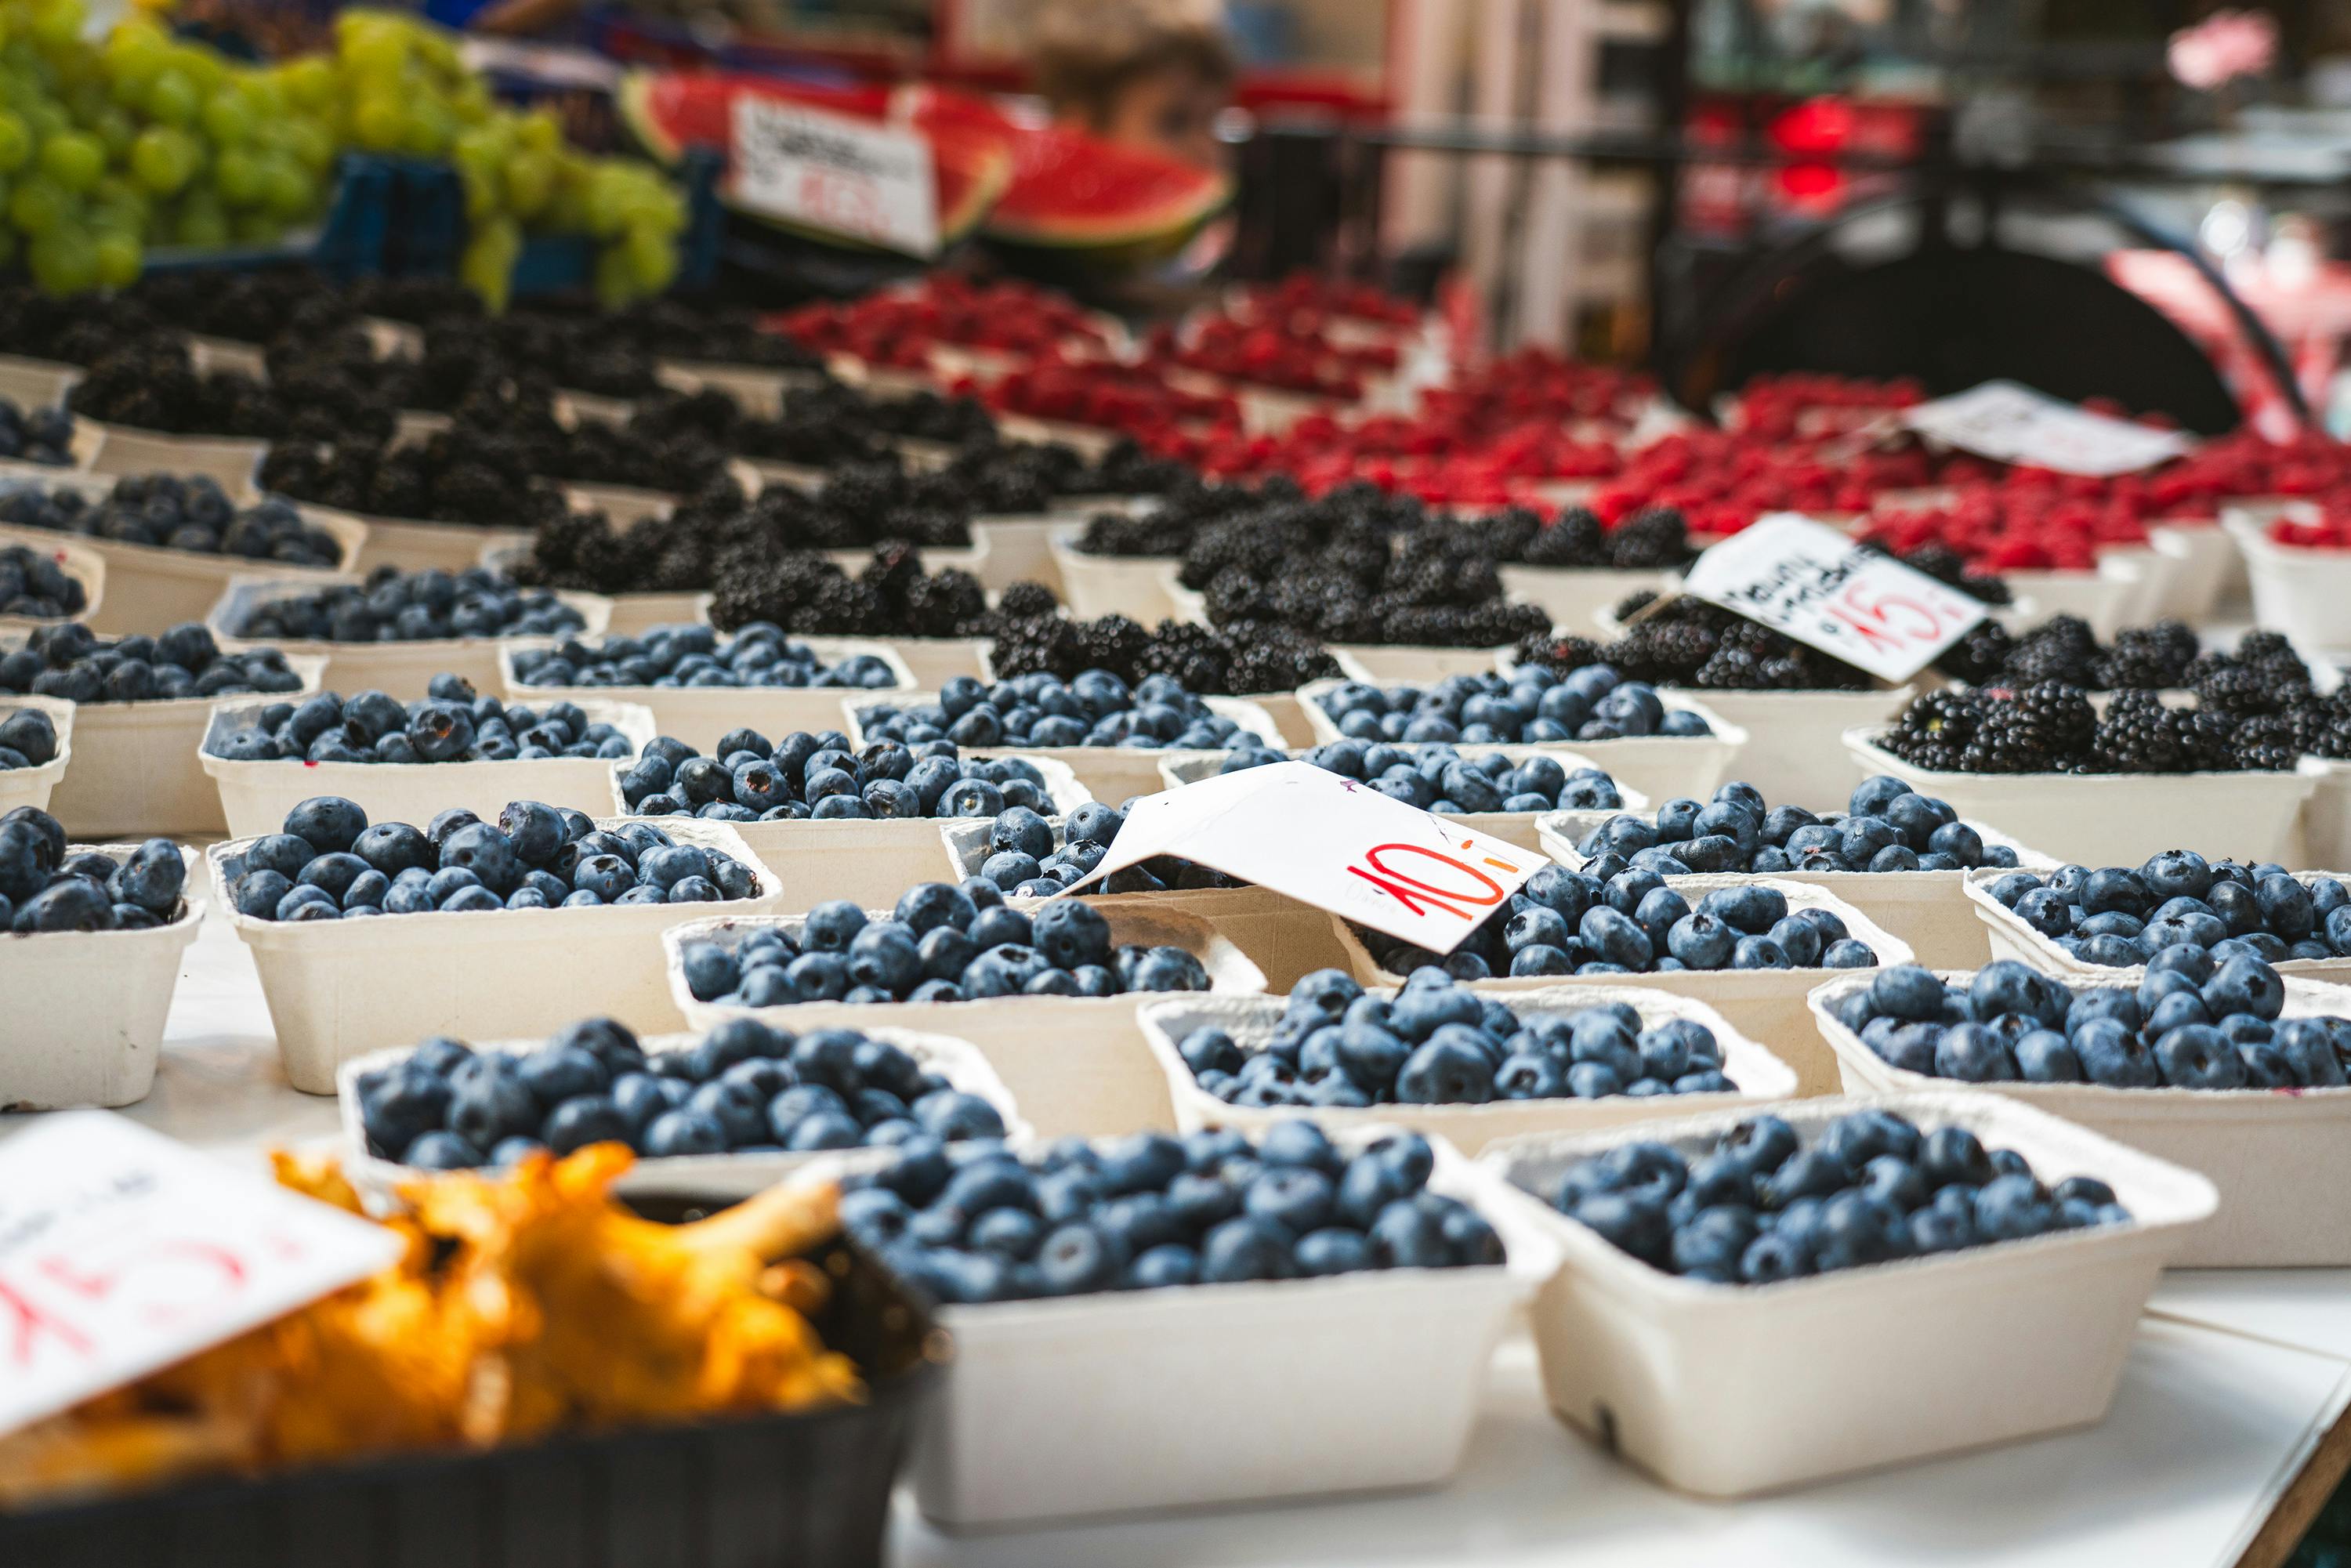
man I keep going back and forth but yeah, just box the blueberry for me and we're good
[284,795,368,855]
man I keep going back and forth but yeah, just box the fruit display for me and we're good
[838,1121,1498,1301]
[2266,507,2351,548]
[1833,955,2350,1090]
[1540,1107,2129,1283]
[1933,615,2201,690]
[1878,671,2317,777]
[1220,740,1627,815]
[0,542,88,618]
[1354,864,1880,981]
[987,608,1342,698]
[226,567,588,643]
[256,427,570,531]
[616,727,1060,822]
[854,670,1255,752]
[207,679,636,766]
[706,549,1016,641]
[0,620,302,701]
[980,121,1231,264]
[1500,505,1700,570]
[0,807,184,931]
[355,1017,1007,1168]
[1145,313,1395,402]
[777,275,1115,369]
[1863,490,2154,575]
[0,1146,858,1506]
[0,704,59,770]
[508,625,903,693]
[225,795,763,921]
[1,476,343,565]
[1983,852,2350,967]
[1317,667,1711,746]
[1587,429,1954,535]
[978,349,1240,434]
[1176,970,1738,1110]
[1237,271,1425,331]
[1067,476,1284,559]
[0,394,74,465]
[964,799,1241,897]
[1574,777,2023,876]
[678,881,1213,1006]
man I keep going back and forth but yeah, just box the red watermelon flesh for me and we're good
[984,123,1230,250]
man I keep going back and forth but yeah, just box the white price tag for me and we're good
[1681,512,1988,683]
[0,1114,404,1437]
[1901,379,2190,476]
[1057,761,1545,952]
[729,98,939,259]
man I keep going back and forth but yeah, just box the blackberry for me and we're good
[1886,688,1980,770]
[2091,620,2199,690]
[1961,683,2094,773]
[2000,615,2099,688]
[2088,690,2197,773]
[1519,507,1605,567]
[1934,620,2015,686]
[2230,712,2304,772]
[2192,660,2303,720]
[996,581,1061,619]
[1607,507,1694,569]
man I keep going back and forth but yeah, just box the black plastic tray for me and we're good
[0,1220,945,1568]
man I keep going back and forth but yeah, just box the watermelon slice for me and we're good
[617,71,1009,250]
[983,123,1230,257]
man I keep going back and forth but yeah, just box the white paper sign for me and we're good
[729,97,938,259]
[1681,512,1988,683]
[1901,379,2190,476]
[1056,761,1545,952]
[0,1113,404,1437]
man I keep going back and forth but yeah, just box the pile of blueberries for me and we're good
[1176,968,1738,1110]
[511,624,903,693]
[957,798,1240,898]
[1540,1108,2132,1284]
[618,728,1057,822]
[854,670,1254,751]
[229,567,586,643]
[1357,863,1879,981]
[679,881,1212,1007]
[356,1016,1009,1171]
[1575,776,2023,875]
[1837,956,2351,1090]
[842,1121,1502,1302]
[207,676,636,766]
[0,622,304,704]
[0,544,88,621]
[1316,665,1710,746]
[0,807,186,932]
[227,795,763,922]
[0,397,72,466]
[1219,738,1624,814]
[0,706,58,772]
[1987,850,2351,968]
[0,477,342,566]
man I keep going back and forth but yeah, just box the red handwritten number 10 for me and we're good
[1826,581,1969,657]
[1346,844,1509,921]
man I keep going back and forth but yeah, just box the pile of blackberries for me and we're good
[1936,615,2201,690]
[257,422,570,531]
[708,545,1018,640]
[988,610,1340,697]
[0,477,343,566]
[0,622,302,704]
[227,567,587,644]
[1499,505,1698,570]
[67,338,392,444]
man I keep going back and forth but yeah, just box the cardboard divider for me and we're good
[1843,726,2317,867]
[204,697,660,840]
[908,1127,1557,1528]
[210,574,614,699]
[210,816,791,1095]
[1961,865,2351,987]
[972,513,1073,592]
[335,1023,1029,1203]
[1328,875,1914,1097]
[0,693,72,815]
[1540,809,2058,969]
[0,534,105,633]
[0,842,203,1110]
[1808,969,2350,1266]
[1137,984,1797,1157]
[0,353,82,415]
[1479,1090,2217,1497]
[497,636,918,752]
[665,904,1266,1138]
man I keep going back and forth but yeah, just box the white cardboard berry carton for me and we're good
[1137,984,1797,1157]
[0,531,106,634]
[0,842,203,1110]
[80,418,266,494]
[1480,1091,2215,1497]
[1047,523,1181,623]
[2226,508,2351,659]
[1809,967,2351,1266]
[0,693,72,815]
[497,636,917,753]
[299,498,534,578]
[1962,864,2351,988]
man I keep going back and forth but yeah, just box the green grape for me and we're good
[277,58,335,114]
[145,67,197,126]
[213,147,263,207]
[281,118,331,175]
[26,226,96,293]
[173,190,230,247]
[341,24,410,81]
[459,162,498,222]
[199,86,252,147]
[349,94,404,153]
[91,226,139,288]
[400,96,453,159]
[0,110,29,172]
[91,106,133,161]
[9,172,70,234]
[27,0,83,57]
[129,124,194,194]
[503,147,553,219]
[258,154,309,218]
[230,206,280,243]
[38,129,104,194]
[23,97,67,142]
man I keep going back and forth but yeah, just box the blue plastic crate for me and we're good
[142,154,397,279]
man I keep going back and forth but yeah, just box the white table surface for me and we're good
[8,911,2350,1568]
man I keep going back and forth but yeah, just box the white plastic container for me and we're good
[1809,969,2351,1267]
[497,637,917,752]
[1048,526,1181,621]
[1137,984,1797,1157]
[607,753,1090,911]
[0,841,204,1110]
[1299,675,1745,806]
[0,693,72,814]
[0,533,105,632]
[42,654,331,837]
[210,817,789,1095]
[1540,809,2057,969]
[2145,519,2236,624]
[846,688,1287,806]
[666,904,1266,1138]
[1330,875,1914,1097]
[81,419,266,493]
[909,1128,1556,1528]
[335,1023,1027,1202]
[2227,509,2351,658]
[1843,726,2317,867]
[1994,552,2152,640]
[1495,564,1676,636]
[1157,747,1648,856]
[1960,864,2351,987]
[1481,1090,2217,1497]
[204,696,660,840]
[208,574,616,699]
[971,513,1069,593]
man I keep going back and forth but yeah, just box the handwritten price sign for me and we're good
[1902,379,2190,476]
[728,97,938,259]
[0,1114,402,1437]
[1681,513,1989,683]
[1056,761,1545,951]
